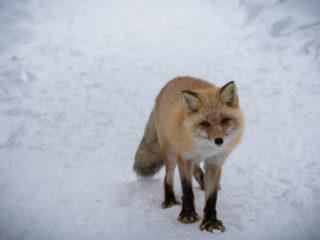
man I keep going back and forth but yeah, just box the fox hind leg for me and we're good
[161,147,180,208]
[193,162,204,191]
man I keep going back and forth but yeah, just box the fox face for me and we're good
[182,81,244,158]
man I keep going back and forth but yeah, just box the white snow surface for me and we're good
[1,0,320,239]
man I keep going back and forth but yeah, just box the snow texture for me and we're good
[0,0,320,239]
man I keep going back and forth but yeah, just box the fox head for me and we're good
[182,81,244,152]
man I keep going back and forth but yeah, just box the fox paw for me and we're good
[178,210,200,224]
[161,199,180,209]
[200,219,225,232]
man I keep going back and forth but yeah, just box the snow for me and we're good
[0,0,320,239]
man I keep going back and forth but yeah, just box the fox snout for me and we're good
[214,137,224,146]
[202,126,228,147]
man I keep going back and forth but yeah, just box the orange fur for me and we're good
[134,76,244,232]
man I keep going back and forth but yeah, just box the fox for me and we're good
[134,76,244,232]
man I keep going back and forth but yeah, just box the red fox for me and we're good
[134,76,244,232]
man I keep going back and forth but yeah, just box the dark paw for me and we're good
[200,219,225,232]
[178,210,200,224]
[161,199,181,209]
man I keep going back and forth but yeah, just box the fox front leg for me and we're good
[177,157,200,224]
[200,160,225,232]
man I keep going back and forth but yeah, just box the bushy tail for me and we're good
[134,111,163,177]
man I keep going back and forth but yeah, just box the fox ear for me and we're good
[220,81,238,107]
[182,90,202,112]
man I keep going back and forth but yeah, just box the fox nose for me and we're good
[215,138,224,145]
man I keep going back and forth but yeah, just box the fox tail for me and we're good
[134,111,163,177]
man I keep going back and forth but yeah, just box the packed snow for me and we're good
[0,0,320,239]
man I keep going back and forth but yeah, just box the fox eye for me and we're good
[221,118,230,124]
[201,121,210,127]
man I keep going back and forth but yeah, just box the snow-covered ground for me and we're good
[1,0,320,239]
